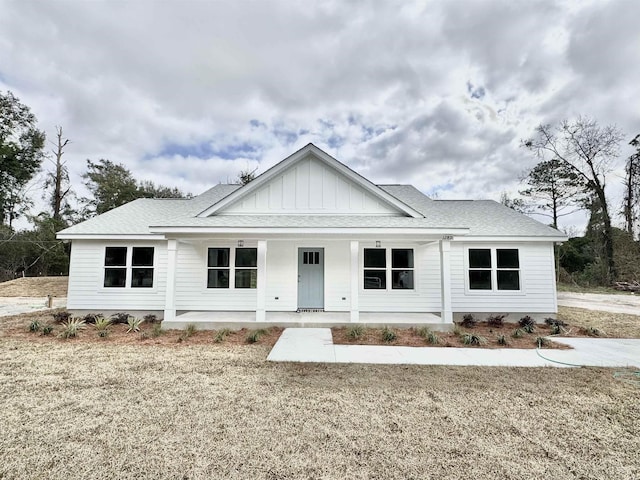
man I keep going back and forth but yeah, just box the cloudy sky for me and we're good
[1,0,639,232]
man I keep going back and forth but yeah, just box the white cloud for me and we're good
[1,0,638,233]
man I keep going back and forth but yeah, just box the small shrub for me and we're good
[82,313,101,324]
[94,317,111,338]
[452,324,463,336]
[184,323,196,337]
[512,328,525,338]
[139,331,150,340]
[426,331,440,345]
[550,323,567,335]
[496,334,508,346]
[416,326,431,339]
[536,336,550,347]
[544,317,567,327]
[214,328,231,343]
[59,319,86,339]
[143,314,158,324]
[246,329,266,344]
[460,333,487,346]
[41,324,54,336]
[347,325,365,340]
[461,314,477,328]
[519,316,536,333]
[381,326,397,343]
[583,326,603,337]
[126,317,143,333]
[111,312,131,324]
[52,310,71,324]
[487,314,506,328]
[29,320,41,332]
[151,324,163,337]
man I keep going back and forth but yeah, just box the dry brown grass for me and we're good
[1,321,639,478]
[0,276,68,297]
[558,306,640,338]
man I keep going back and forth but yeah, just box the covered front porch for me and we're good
[162,310,450,331]
[156,226,467,330]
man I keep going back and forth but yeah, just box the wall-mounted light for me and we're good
[237,240,244,247]
[375,241,381,248]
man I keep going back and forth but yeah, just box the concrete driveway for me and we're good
[558,292,640,315]
[0,297,67,317]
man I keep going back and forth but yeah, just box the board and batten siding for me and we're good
[450,242,557,313]
[220,155,401,215]
[66,240,167,310]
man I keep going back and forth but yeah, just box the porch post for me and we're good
[164,239,178,322]
[256,240,267,322]
[439,238,453,324]
[350,240,359,322]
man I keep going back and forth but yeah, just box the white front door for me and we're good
[297,248,324,309]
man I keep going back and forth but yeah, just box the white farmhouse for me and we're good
[57,144,566,330]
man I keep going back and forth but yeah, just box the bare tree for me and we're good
[44,126,72,222]
[523,117,624,282]
[622,134,640,238]
[237,167,258,185]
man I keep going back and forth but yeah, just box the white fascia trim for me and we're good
[196,144,424,219]
[453,235,568,242]
[56,234,166,241]
[149,226,470,236]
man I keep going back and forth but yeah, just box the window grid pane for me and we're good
[364,249,386,268]
[469,249,491,268]
[104,268,126,287]
[131,268,154,288]
[132,247,154,267]
[235,269,257,288]
[236,248,257,267]
[469,270,492,290]
[392,249,414,269]
[497,249,519,268]
[497,270,520,290]
[105,247,127,266]
[208,248,229,268]
[207,269,229,288]
[392,270,414,289]
[364,270,386,289]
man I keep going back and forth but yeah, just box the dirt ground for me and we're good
[558,306,640,338]
[0,276,68,297]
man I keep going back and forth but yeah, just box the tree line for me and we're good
[0,91,189,281]
[2,90,639,286]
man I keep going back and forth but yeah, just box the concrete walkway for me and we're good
[0,297,67,317]
[558,292,640,315]
[267,328,640,368]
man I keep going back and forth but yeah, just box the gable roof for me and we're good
[196,143,424,219]
[57,144,566,240]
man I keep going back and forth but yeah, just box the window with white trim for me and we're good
[104,246,154,288]
[468,248,520,291]
[207,247,257,289]
[363,248,414,290]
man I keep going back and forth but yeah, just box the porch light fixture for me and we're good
[237,240,244,247]
[376,241,381,248]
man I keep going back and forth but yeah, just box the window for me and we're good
[207,248,230,288]
[364,248,415,290]
[235,248,257,288]
[104,246,155,288]
[207,247,257,289]
[468,248,520,291]
[391,249,414,289]
[303,251,320,265]
[104,247,127,288]
[364,248,386,289]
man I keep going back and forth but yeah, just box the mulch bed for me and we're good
[332,322,575,349]
[1,309,282,347]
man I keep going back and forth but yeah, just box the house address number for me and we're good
[442,235,453,240]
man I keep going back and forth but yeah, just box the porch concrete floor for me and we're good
[162,311,450,331]
[267,328,640,367]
